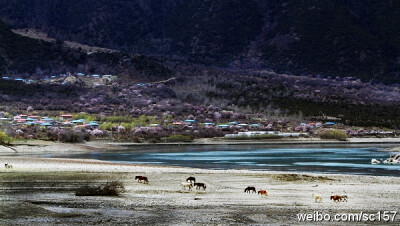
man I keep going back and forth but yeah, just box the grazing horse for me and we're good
[186,177,196,184]
[331,195,348,202]
[5,163,12,169]
[180,182,193,190]
[312,194,322,203]
[258,190,268,197]
[330,195,342,202]
[135,176,149,184]
[194,183,206,190]
[244,186,256,193]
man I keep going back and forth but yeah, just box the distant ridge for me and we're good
[0,0,399,83]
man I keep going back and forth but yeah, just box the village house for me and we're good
[102,75,114,80]
[59,114,73,121]
[13,114,27,121]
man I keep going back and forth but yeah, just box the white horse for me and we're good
[312,194,322,203]
[180,182,193,190]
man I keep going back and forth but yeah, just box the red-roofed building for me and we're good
[60,114,73,120]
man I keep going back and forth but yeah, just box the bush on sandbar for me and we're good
[319,130,348,141]
[75,181,125,196]
[165,134,193,142]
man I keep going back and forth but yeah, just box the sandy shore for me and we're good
[0,140,119,154]
[1,157,399,225]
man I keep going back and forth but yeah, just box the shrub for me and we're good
[319,130,348,141]
[75,181,125,196]
[59,130,90,143]
[165,135,193,142]
[0,131,12,144]
[90,129,104,137]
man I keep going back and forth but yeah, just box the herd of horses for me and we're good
[180,177,207,190]
[135,175,207,191]
[244,186,267,197]
[5,164,349,203]
[134,176,346,203]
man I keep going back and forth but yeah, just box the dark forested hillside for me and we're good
[0,0,399,83]
[0,19,172,81]
[0,20,84,74]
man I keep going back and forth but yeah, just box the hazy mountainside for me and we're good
[0,0,399,83]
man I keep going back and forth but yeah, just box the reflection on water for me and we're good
[44,144,400,176]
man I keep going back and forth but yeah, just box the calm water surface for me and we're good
[43,144,400,177]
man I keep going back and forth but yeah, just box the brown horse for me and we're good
[258,190,268,197]
[244,186,256,193]
[135,176,149,184]
[330,195,341,202]
[330,195,348,202]
[194,183,206,190]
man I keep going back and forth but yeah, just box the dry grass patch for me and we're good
[272,174,336,182]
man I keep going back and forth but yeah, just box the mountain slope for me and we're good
[258,0,400,83]
[0,0,399,82]
[0,20,172,81]
[0,20,83,74]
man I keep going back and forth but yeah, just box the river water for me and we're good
[44,144,400,177]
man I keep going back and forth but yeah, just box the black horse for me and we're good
[244,186,256,193]
[194,182,206,190]
[186,177,196,184]
[135,176,149,184]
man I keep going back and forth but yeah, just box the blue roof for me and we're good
[325,122,336,125]
[203,122,215,125]
[42,118,54,121]
[250,124,260,127]
[184,119,196,123]
[40,123,52,126]
[76,73,85,76]
[51,75,56,78]
[136,83,146,86]
[24,122,35,125]
[217,124,230,127]
[92,74,100,77]
[71,119,85,123]
[14,78,24,81]
[228,122,238,125]
[2,77,9,79]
